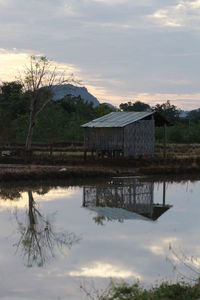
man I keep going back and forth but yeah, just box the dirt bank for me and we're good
[1,155,200,182]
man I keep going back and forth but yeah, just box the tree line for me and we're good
[2,83,200,144]
[120,100,200,143]
[0,80,113,144]
[1,56,200,146]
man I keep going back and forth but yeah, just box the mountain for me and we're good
[103,102,116,109]
[179,110,189,118]
[51,84,100,107]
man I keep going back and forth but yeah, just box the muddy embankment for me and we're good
[1,154,200,181]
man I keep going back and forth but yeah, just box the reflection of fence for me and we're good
[83,178,171,221]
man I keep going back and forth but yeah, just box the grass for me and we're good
[155,143,200,158]
[26,143,200,162]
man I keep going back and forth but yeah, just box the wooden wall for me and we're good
[124,119,155,157]
[83,118,155,157]
[84,127,123,151]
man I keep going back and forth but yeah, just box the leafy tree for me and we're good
[33,102,67,143]
[153,100,180,123]
[120,101,151,112]
[187,108,200,123]
[0,81,27,142]
[94,103,115,117]
[61,95,94,117]
[0,81,23,98]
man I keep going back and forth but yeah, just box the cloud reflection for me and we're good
[0,187,77,211]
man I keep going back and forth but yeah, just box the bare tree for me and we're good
[19,55,77,151]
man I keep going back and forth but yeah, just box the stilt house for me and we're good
[82,111,170,158]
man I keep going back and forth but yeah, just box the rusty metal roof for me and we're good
[82,112,154,128]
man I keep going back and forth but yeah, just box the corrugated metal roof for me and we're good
[82,111,154,128]
[86,207,150,221]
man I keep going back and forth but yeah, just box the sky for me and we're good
[0,0,200,109]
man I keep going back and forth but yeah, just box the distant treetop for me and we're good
[120,101,151,112]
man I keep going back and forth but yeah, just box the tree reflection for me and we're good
[167,243,200,283]
[0,188,21,201]
[0,185,51,202]
[14,190,80,267]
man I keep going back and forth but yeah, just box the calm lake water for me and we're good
[0,176,200,299]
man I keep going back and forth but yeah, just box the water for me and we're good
[0,176,200,299]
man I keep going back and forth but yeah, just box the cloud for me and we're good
[190,0,200,8]
[0,49,32,81]
[69,262,141,279]
[152,9,182,28]
[0,48,80,82]
[148,237,179,256]
[151,0,200,29]
[56,2,80,17]
[0,0,10,6]
[123,92,200,110]
[89,0,129,5]
[0,1,199,110]
[1,48,200,110]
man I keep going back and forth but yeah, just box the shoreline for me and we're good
[1,157,200,182]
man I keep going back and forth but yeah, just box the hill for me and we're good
[51,84,100,107]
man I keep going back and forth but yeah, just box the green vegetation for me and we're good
[119,100,200,144]
[108,281,200,300]
[156,122,200,143]
[1,81,200,145]
[83,281,200,300]
[120,100,180,123]
[119,101,151,112]
[0,81,114,144]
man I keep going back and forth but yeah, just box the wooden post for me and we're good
[163,181,166,206]
[25,149,32,164]
[163,124,167,159]
[150,181,154,218]
[83,187,86,207]
[83,129,87,161]
[49,144,53,157]
[84,150,87,161]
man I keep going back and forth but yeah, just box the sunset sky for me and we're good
[0,0,200,109]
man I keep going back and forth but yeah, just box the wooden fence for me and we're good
[0,142,84,157]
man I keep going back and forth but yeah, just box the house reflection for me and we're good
[83,178,172,223]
